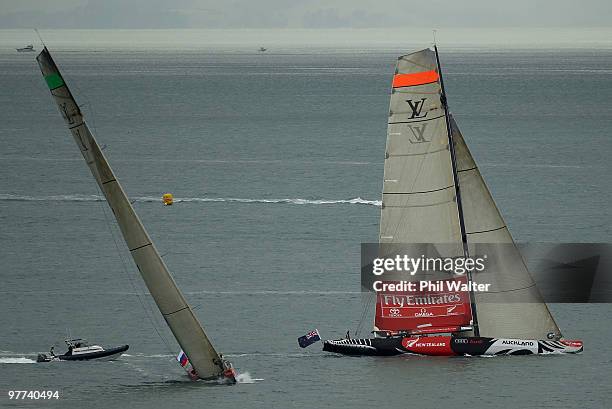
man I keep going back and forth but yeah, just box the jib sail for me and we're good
[451,117,561,339]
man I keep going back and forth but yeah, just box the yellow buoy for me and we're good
[162,193,173,206]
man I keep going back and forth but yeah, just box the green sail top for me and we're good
[44,72,64,90]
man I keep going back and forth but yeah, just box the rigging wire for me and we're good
[355,292,375,337]
[34,28,45,47]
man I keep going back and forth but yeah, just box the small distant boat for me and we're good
[258,47,267,52]
[36,339,129,362]
[16,44,35,52]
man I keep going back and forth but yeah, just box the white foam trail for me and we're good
[0,193,102,202]
[122,361,150,376]
[480,163,584,169]
[226,352,311,358]
[0,357,36,364]
[0,156,375,166]
[123,353,173,358]
[0,194,381,207]
[235,372,263,383]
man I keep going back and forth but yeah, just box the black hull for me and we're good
[37,345,129,362]
[59,345,129,361]
[323,336,582,356]
[322,337,405,356]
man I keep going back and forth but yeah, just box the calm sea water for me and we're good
[1,45,611,408]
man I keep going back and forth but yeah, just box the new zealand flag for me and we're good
[298,329,321,348]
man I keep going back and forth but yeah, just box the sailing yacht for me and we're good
[36,47,237,382]
[322,47,583,356]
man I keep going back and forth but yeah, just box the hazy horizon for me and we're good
[3,27,612,50]
[1,0,611,29]
[3,0,611,49]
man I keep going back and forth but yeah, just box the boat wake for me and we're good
[226,352,312,358]
[235,372,264,384]
[122,353,174,358]
[0,194,380,207]
[0,357,36,364]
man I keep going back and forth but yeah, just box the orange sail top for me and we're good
[392,70,439,88]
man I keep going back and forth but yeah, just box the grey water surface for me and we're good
[1,46,611,408]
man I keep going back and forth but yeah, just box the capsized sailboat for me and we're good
[322,47,583,357]
[36,47,237,382]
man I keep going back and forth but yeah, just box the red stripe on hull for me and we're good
[560,339,583,348]
[401,336,457,356]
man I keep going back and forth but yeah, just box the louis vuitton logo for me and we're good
[407,123,429,143]
[406,98,427,119]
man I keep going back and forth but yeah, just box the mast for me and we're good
[36,47,235,381]
[433,45,481,336]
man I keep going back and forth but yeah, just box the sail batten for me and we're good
[37,47,228,380]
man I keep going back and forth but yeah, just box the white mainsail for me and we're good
[379,47,561,340]
[377,48,469,333]
[381,48,461,247]
[36,47,230,380]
